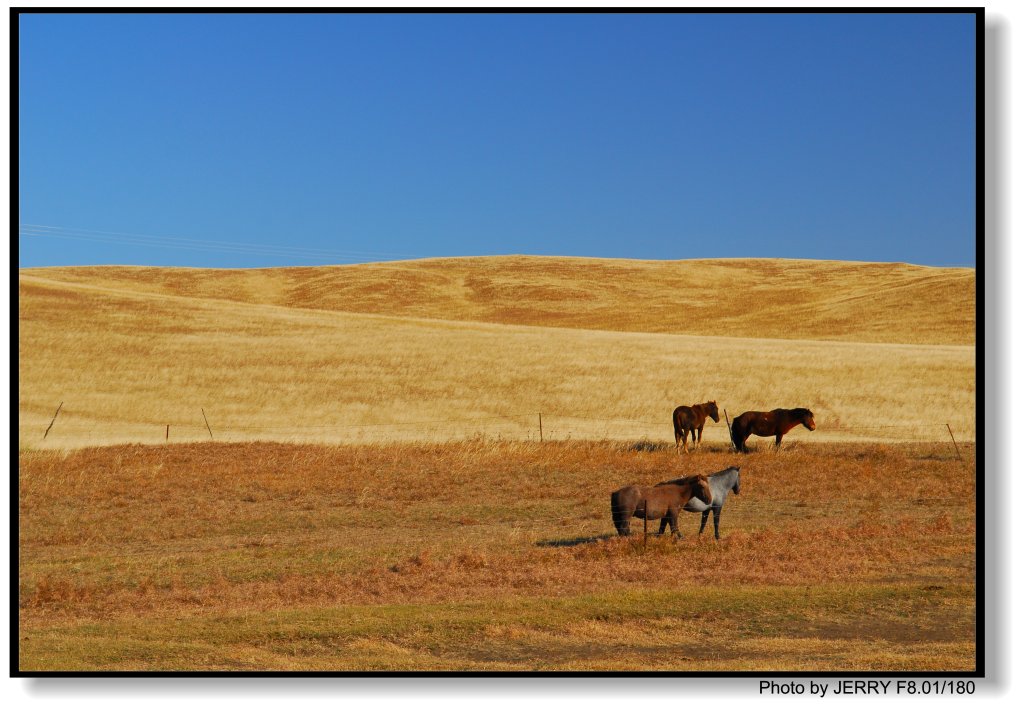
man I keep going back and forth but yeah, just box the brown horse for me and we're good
[610,474,712,537]
[672,401,720,453]
[731,408,815,453]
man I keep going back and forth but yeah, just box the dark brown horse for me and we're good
[610,474,712,537]
[731,408,815,453]
[672,401,720,453]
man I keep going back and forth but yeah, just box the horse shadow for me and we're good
[535,532,694,548]
[535,534,617,548]
[627,440,736,454]
[627,440,669,452]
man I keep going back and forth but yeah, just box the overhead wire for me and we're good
[19,223,419,264]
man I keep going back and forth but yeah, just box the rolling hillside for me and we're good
[19,257,976,448]
[21,256,975,345]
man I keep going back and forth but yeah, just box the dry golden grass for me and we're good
[19,440,975,671]
[17,256,976,671]
[22,255,974,344]
[19,259,974,449]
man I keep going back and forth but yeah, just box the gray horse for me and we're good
[656,466,741,539]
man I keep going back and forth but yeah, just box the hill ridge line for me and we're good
[18,253,977,273]
[18,272,972,352]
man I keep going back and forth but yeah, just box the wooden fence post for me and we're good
[166,424,170,441]
[723,409,733,450]
[43,401,64,439]
[202,408,214,440]
[538,413,543,443]
[946,424,964,462]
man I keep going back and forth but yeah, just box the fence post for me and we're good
[946,423,964,462]
[723,409,733,450]
[43,401,64,439]
[201,408,214,440]
[538,413,543,443]
[166,424,170,441]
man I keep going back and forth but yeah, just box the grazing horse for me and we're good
[672,401,720,454]
[731,408,815,453]
[657,466,741,539]
[610,474,712,537]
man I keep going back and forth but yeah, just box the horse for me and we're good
[672,401,720,454]
[657,466,741,539]
[731,408,815,453]
[610,474,712,537]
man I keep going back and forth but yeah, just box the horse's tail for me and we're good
[610,490,630,536]
[730,416,744,451]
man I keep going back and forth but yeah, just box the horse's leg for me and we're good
[619,515,631,537]
[668,509,680,537]
[775,433,784,448]
[658,517,669,535]
[713,507,722,540]
[613,510,629,536]
[696,424,704,447]
[738,431,750,453]
[675,429,682,454]
[698,509,710,536]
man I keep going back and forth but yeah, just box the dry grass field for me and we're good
[20,257,974,448]
[19,441,974,671]
[17,256,977,672]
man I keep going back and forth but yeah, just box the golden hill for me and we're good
[19,257,975,449]
[21,256,975,345]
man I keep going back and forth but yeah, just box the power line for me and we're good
[19,223,419,264]
[22,231,343,263]
[20,223,415,258]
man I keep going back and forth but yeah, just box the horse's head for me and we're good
[728,466,741,495]
[694,474,713,504]
[801,409,816,431]
[707,401,720,423]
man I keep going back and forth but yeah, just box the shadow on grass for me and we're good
[536,533,694,549]
[535,533,618,548]
[626,440,670,452]
[626,440,738,454]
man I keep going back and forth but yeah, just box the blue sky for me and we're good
[18,11,977,268]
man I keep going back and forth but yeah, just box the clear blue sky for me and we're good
[18,11,976,268]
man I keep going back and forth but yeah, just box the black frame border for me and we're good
[11,5,985,681]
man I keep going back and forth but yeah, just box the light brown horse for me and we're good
[672,401,720,453]
[731,408,815,453]
[610,474,712,537]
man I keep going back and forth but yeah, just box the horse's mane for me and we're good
[657,473,713,496]
[659,473,703,485]
[709,465,740,477]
